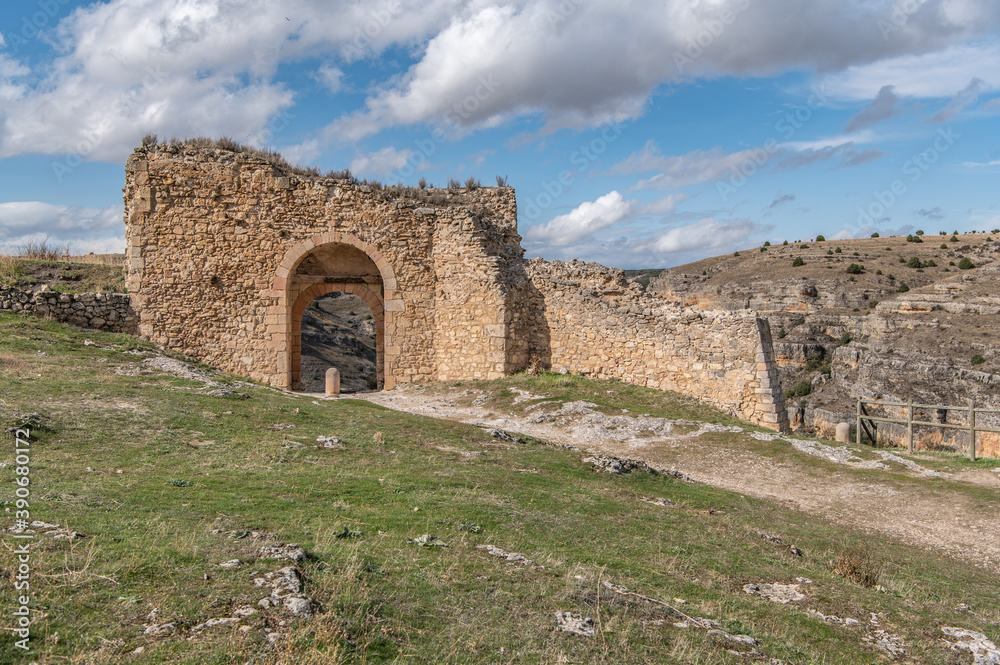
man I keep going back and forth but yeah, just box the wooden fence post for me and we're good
[907,400,914,454]
[856,399,861,446]
[969,400,977,462]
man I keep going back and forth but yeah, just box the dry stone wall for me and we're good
[0,285,136,333]
[124,144,787,430]
[520,260,788,429]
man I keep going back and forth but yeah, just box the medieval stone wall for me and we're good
[124,143,788,431]
[124,144,519,389]
[0,285,136,333]
[520,259,788,429]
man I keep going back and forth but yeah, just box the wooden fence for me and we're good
[857,399,1000,461]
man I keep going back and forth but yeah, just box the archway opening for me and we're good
[299,292,378,393]
[288,241,385,392]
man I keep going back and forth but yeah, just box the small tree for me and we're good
[916,229,925,236]
[792,257,805,267]
[816,234,826,241]
[958,257,975,270]
[897,282,909,292]
[846,263,864,274]
[906,256,923,269]
[871,232,880,238]
[835,247,842,253]
[971,354,985,366]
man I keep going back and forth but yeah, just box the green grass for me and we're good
[0,313,997,663]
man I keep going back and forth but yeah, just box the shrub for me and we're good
[495,174,509,187]
[853,251,860,256]
[835,247,842,253]
[792,257,805,267]
[447,177,461,188]
[464,176,481,190]
[760,247,767,253]
[906,256,923,268]
[733,251,740,257]
[783,240,789,245]
[924,259,936,267]
[940,243,949,249]
[787,380,813,398]
[887,273,895,280]
[951,235,959,242]
[897,283,909,292]
[916,229,924,236]
[871,232,880,238]
[763,240,771,246]
[816,234,825,241]
[800,244,809,249]
[827,249,833,255]
[971,354,985,366]
[846,263,864,274]
[958,257,975,270]
[898,257,905,263]
[840,332,853,344]
[875,269,883,275]
[418,177,428,189]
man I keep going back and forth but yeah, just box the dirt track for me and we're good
[352,386,1000,571]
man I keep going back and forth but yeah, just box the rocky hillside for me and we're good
[649,232,1000,455]
[299,292,377,393]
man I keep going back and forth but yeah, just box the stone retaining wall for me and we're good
[0,285,136,333]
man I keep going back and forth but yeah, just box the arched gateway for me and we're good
[124,142,789,431]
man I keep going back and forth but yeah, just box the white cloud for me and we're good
[0,202,124,253]
[350,146,413,176]
[638,194,687,216]
[321,1,1000,145]
[823,41,1000,101]
[615,142,776,189]
[524,191,631,246]
[649,218,759,254]
[315,65,345,94]
[931,78,984,123]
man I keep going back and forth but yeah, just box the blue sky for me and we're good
[1,0,999,267]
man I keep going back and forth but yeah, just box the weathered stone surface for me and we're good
[122,144,787,430]
[0,285,135,333]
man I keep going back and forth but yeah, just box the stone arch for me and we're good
[290,282,383,391]
[271,231,402,390]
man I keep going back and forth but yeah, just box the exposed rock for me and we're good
[743,583,806,604]
[582,454,657,475]
[408,534,449,547]
[942,627,1000,665]
[258,543,307,562]
[476,544,533,566]
[555,612,595,636]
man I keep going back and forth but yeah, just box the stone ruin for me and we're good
[123,144,789,431]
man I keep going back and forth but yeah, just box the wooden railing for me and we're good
[857,398,1000,461]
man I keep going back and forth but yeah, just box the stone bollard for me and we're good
[835,422,851,444]
[325,368,340,397]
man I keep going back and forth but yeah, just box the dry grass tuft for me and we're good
[833,544,884,587]
[18,239,71,260]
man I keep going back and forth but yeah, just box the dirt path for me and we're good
[351,386,1000,571]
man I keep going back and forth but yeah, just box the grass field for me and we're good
[0,313,997,664]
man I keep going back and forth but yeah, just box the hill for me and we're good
[649,232,1000,452]
[1,314,998,663]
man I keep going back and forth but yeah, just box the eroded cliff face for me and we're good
[649,235,1000,455]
